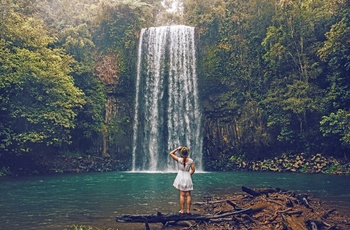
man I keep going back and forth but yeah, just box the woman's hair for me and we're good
[180,147,189,167]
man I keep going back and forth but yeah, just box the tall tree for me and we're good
[261,0,327,153]
[184,0,276,159]
[57,24,106,155]
[318,2,350,156]
[0,11,85,154]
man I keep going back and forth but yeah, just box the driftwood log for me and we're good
[116,208,251,222]
[116,186,350,230]
[116,208,261,229]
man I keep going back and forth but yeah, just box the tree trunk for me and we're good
[116,208,253,224]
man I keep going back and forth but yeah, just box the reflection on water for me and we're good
[0,171,349,230]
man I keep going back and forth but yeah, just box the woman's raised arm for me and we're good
[169,146,182,161]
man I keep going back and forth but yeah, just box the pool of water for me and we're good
[0,171,349,229]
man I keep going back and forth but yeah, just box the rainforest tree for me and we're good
[1,0,350,173]
[0,9,85,154]
[183,0,350,164]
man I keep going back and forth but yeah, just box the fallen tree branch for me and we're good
[115,207,264,226]
[226,200,240,209]
[242,186,261,196]
[322,208,336,219]
[193,199,227,205]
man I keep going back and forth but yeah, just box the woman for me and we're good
[169,146,195,214]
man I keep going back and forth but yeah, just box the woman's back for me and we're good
[177,158,193,172]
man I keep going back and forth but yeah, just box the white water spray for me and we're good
[132,25,202,171]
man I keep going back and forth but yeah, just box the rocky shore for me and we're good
[227,153,350,175]
[1,152,349,176]
[38,152,350,176]
[45,155,129,174]
[0,153,129,176]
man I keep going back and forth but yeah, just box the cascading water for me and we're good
[132,25,202,171]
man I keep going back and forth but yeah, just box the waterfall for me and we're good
[132,25,202,171]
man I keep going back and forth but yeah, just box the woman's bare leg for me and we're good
[179,190,185,213]
[186,191,191,213]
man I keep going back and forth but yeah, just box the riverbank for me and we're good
[0,152,349,176]
[1,171,349,229]
[225,153,350,175]
[0,153,129,176]
[113,186,350,230]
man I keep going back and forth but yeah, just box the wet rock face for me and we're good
[200,94,271,171]
[201,114,239,170]
[200,98,350,174]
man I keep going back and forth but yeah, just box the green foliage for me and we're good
[316,8,350,155]
[69,72,105,155]
[0,11,85,154]
[0,0,157,161]
[323,164,343,174]
[320,109,350,147]
[299,164,308,173]
[318,16,350,109]
[93,1,152,52]
[2,0,350,169]
[58,24,96,63]
[32,0,101,30]
[185,0,350,160]
[229,155,243,163]
[56,23,106,155]
[258,0,330,153]
[92,1,154,96]
[318,20,350,71]
[185,0,278,157]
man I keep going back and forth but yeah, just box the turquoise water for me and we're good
[0,171,349,230]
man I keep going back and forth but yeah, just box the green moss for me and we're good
[300,165,308,173]
[323,164,343,174]
[229,155,243,163]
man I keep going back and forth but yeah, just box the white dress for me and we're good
[173,157,194,191]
